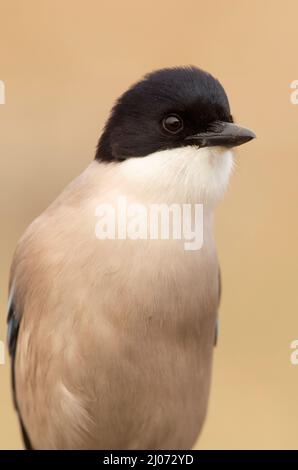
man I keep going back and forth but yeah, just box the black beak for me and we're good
[185,121,256,148]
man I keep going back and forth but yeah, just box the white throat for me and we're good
[119,145,234,207]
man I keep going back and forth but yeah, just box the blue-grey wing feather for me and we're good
[7,288,33,450]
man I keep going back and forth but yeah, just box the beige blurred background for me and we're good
[1,0,298,449]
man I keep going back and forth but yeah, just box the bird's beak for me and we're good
[185,121,256,148]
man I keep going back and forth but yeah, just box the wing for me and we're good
[7,286,33,450]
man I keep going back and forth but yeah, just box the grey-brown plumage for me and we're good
[7,67,255,449]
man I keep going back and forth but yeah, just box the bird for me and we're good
[7,66,255,450]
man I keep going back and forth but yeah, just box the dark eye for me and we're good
[162,114,184,134]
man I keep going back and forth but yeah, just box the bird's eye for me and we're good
[162,114,184,134]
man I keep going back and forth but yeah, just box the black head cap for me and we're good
[95,66,234,162]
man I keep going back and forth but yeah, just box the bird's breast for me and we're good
[14,166,220,449]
